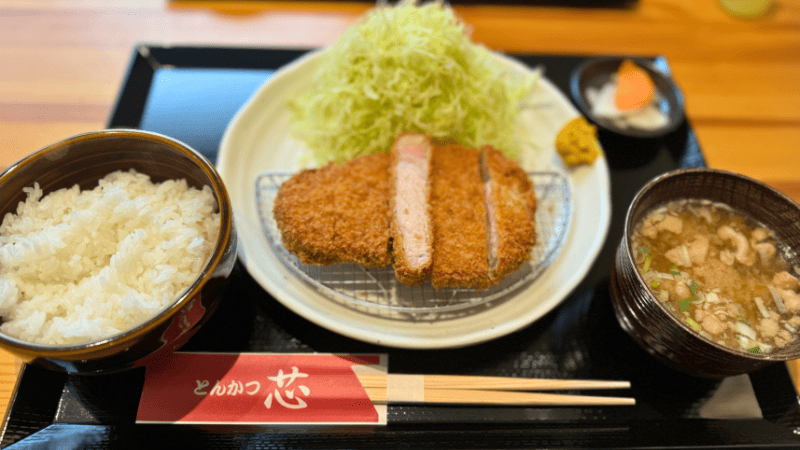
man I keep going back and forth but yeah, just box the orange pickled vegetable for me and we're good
[614,59,655,111]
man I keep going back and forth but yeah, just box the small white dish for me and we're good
[570,57,686,139]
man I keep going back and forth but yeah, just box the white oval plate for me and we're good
[217,49,611,349]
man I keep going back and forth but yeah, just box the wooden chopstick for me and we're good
[356,374,631,391]
[363,387,635,406]
[355,374,634,406]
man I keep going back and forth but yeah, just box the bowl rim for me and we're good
[0,129,234,356]
[569,56,686,139]
[621,167,800,362]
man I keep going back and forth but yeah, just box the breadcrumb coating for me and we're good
[482,145,537,281]
[273,164,339,265]
[273,154,392,266]
[430,144,490,289]
[273,139,538,289]
[334,153,392,267]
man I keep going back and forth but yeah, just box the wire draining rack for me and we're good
[256,171,571,320]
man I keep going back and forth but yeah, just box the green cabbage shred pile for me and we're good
[288,0,536,165]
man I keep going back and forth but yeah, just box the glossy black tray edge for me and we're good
[2,45,800,449]
[108,46,312,130]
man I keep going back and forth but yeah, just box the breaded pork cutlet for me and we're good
[481,145,537,281]
[334,153,392,267]
[273,163,339,265]
[274,136,538,289]
[274,154,392,266]
[430,145,491,289]
[390,133,434,285]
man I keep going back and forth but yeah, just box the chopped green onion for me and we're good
[638,246,650,254]
[670,264,680,276]
[747,346,762,354]
[689,281,698,295]
[650,280,660,288]
[679,297,695,312]
[642,254,652,274]
[685,317,702,331]
[736,315,750,325]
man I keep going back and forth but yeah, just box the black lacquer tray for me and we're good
[2,46,799,449]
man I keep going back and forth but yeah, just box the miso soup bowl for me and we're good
[0,129,237,374]
[610,167,800,378]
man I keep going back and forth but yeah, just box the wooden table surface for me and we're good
[0,0,799,424]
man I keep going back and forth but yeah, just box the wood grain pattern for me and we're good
[356,373,633,405]
[363,387,636,406]
[0,0,798,421]
[356,373,631,391]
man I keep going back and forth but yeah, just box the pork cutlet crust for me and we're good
[430,145,491,289]
[482,146,538,281]
[335,153,392,267]
[273,139,538,289]
[273,154,392,267]
[273,164,339,265]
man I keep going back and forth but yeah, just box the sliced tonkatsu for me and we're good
[334,153,392,267]
[430,144,491,289]
[481,145,537,281]
[273,163,339,265]
[389,133,434,285]
[273,153,392,266]
[273,133,539,289]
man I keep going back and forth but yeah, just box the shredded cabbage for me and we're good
[288,0,536,165]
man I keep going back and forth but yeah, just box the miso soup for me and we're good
[631,199,800,354]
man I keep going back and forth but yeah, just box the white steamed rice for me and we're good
[0,169,220,346]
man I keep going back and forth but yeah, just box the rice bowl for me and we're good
[0,169,221,346]
[0,129,236,373]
